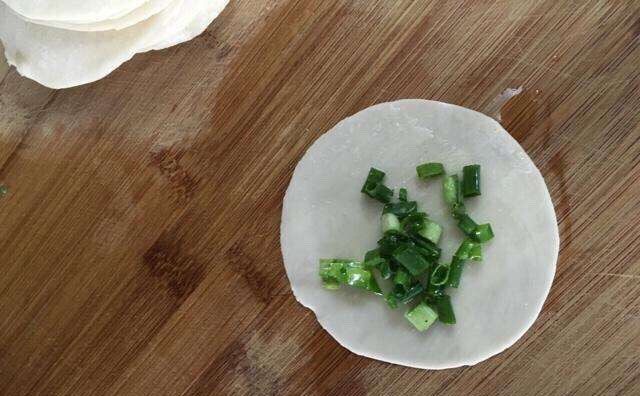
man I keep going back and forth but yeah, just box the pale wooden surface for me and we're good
[1,1,639,395]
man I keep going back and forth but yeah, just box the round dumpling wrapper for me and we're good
[20,0,176,32]
[0,0,228,89]
[2,0,149,24]
[280,100,559,369]
[140,0,229,52]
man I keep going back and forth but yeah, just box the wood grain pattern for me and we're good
[1,1,639,395]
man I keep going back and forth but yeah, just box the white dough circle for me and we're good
[21,0,176,32]
[0,0,228,89]
[2,0,149,24]
[280,100,559,369]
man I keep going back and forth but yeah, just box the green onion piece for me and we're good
[346,267,371,289]
[469,242,482,261]
[399,283,425,304]
[426,282,446,298]
[361,168,385,187]
[363,248,386,269]
[402,212,427,234]
[364,183,394,204]
[457,214,479,237]
[367,275,383,295]
[455,239,480,260]
[381,213,401,234]
[447,257,465,288]
[393,268,412,291]
[434,295,456,324]
[319,259,381,294]
[430,263,450,286]
[385,293,398,309]
[418,220,443,244]
[474,223,495,243]
[451,202,467,219]
[377,232,408,257]
[462,164,481,197]
[392,245,431,276]
[379,260,393,279]
[361,168,393,203]
[409,233,442,261]
[405,302,438,331]
[399,188,408,202]
[319,259,349,286]
[443,175,459,206]
[417,162,445,179]
[383,201,418,220]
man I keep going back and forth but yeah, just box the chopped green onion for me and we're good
[363,248,386,269]
[410,233,441,261]
[361,168,393,203]
[417,162,445,179]
[361,168,385,187]
[383,201,418,219]
[385,293,398,309]
[393,268,412,291]
[418,220,443,244]
[399,188,408,202]
[462,164,481,197]
[379,260,394,279]
[346,267,371,289]
[455,239,481,261]
[399,283,425,304]
[430,263,450,286]
[405,302,438,331]
[457,214,479,237]
[402,212,427,234]
[381,213,401,234]
[377,232,408,257]
[443,175,459,206]
[319,259,381,294]
[474,223,495,243]
[433,295,456,324]
[364,183,393,204]
[319,259,349,286]
[392,245,431,276]
[426,282,446,298]
[451,202,467,219]
[469,242,482,261]
[447,257,465,288]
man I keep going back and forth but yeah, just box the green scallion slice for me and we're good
[433,295,456,324]
[385,293,398,309]
[457,214,479,237]
[462,164,481,197]
[399,188,408,202]
[363,248,386,269]
[383,201,418,219]
[381,213,401,234]
[399,283,425,304]
[392,245,431,276]
[443,175,459,206]
[393,268,412,291]
[469,242,482,261]
[361,167,393,203]
[418,219,443,244]
[417,162,445,179]
[405,302,438,331]
[430,263,450,286]
[474,223,495,243]
[447,257,465,288]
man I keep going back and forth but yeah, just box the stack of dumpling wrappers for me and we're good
[0,0,229,88]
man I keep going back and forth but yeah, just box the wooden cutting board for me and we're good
[1,1,639,395]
